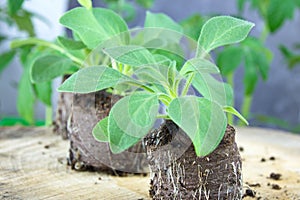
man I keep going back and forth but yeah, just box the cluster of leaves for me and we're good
[217,37,272,99]
[280,44,300,69]
[0,0,53,126]
[57,3,253,157]
[237,0,300,33]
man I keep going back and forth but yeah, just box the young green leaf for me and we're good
[31,55,79,83]
[77,0,92,10]
[103,45,156,67]
[192,72,233,107]
[223,106,249,125]
[180,57,220,76]
[168,96,227,156]
[58,66,135,93]
[197,16,254,54]
[0,50,16,75]
[57,36,86,50]
[93,117,109,142]
[59,7,129,49]
[108,92,159,153]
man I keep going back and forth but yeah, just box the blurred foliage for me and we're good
[0,0,51,126]
[103,0,155,22]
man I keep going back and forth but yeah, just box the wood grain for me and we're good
[0,126,299,200]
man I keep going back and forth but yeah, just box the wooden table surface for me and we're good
[0,126,300,200]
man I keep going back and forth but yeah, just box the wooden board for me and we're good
[0,126,300,200]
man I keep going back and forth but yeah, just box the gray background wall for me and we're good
[1,0,300,132]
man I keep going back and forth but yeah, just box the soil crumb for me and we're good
[260,158,266,162]
[269,156,276,161]
[270,172,282,180]
[242,189,256,198]
[271,184,281,190]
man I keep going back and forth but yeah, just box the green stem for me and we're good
[45,105,52,127]
[158,93,172,106]
[157,114,170,119]
[226,73,234,125]
[11,38,84,66]
[239,94,252,126]
[181,73,195,96]
[260,24,269,43]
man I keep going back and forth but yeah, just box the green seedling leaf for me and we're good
[58,66,135,93]
[223,106,248,125]
[168,96,227,156]
[60,7,129,49]
[103,45,156,67]
[0,50,16,75]
[192,72,233,107]
[31,55,79,83]
[34,81,52,106]
[8,0,24,15]
[93,117,109,142]
[217,46,243,76]
[57,36,86,50]
[77,0,92,9]
[180,57,220,76]
[108,92,159,153]
[197,16,254,54]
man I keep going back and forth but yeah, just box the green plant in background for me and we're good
[103,0,155,22]
[280,44,300,69]
[217,37,272,124]
[58,14,252,155]
[233,0,300,127]
[0,0,52,126]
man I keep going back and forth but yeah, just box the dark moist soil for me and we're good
[53,75,72,139]
[144,121,242,200]
[68,91,148,175]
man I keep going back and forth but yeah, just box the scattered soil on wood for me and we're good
[0,126,299,199]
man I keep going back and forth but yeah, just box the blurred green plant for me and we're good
[103,0,155,22]
[0,0,52,126]
[234,0,300,128]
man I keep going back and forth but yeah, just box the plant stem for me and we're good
[45,105,52,127]
[239,94,252,126]
[157,114,170,119]
[259,24,269,43]
[181,73,194,96]
[226,73,234,125]
[11,38,84,66]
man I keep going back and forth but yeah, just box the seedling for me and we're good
[59,15,253,156]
